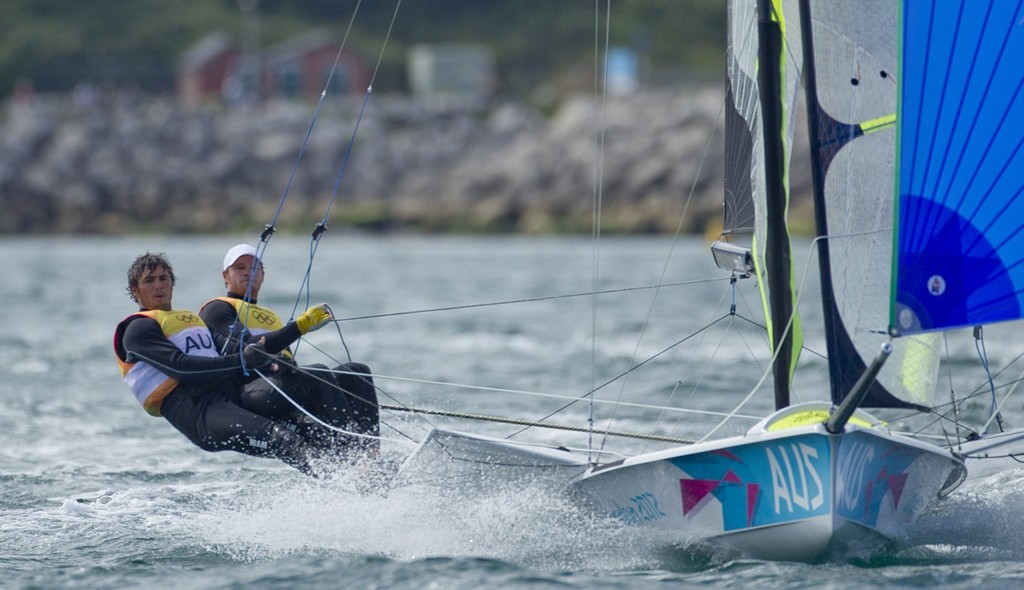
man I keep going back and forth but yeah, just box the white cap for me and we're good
[222,244,258,271]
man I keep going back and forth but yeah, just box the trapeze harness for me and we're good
[113,309,218,416]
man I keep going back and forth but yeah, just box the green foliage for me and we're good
[0,0,724,97]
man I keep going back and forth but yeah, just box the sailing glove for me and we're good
[296,303,332,334]
[242,340,273,369]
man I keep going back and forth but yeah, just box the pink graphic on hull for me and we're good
[862,467,910,519]
[679,468,761,526]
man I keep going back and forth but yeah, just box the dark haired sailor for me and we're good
[199,244,381,461]
[113,251,323,475]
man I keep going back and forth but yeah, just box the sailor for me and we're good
[113,251,324,475]
[198,244,381,459]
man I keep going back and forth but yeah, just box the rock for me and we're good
[0,89,810,234]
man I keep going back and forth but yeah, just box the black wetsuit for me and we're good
[199,294,381,456]
[117,314,321,474]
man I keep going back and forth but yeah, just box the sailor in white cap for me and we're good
[199,244,380,462]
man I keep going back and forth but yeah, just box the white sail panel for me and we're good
[802,0,938,407]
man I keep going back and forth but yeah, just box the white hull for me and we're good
[393,428,589,493]
[569,403,967,561]
[395,403,966,562]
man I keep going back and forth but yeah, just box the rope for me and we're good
[507,313,738,439]
[289,0,405,324]
[230,1,370,368]
[260,0,369,245]
[323,368,762,421]
[251,365,421,448]
[331,276,730,322]
[380,403,694,445]
[587,0,613,464]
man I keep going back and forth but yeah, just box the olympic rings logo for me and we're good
[176,312,199,324]
[249,309,275,325]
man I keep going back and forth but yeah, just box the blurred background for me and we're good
[0,1,791,236]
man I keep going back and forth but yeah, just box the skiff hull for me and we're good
[392,404,966,561]
[569,403,967,561]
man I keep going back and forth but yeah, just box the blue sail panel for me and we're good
[892,0,1024,335]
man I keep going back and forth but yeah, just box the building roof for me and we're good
[179,31,236,71]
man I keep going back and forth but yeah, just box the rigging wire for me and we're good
[230,0,367,369]
[327,367,762,421]
[380,403,694,445]
[329,277,728,322]
[264,0,369,244]
[981,357,1024,435]
[229,0,404,366]
[975,325,1006,433]
[596,77,728,457]
[656,279,764,449]
[281,315,768,446]
[942,328,964,448]
[696,234,824,443]
[586,0,612,465]
[506,313,742,440]
[249,348,714,450]
[251,366,420,448]
[288,0,405,328]
[226,0,405,389]
[577,0,743,461]
[930,344,1024,441]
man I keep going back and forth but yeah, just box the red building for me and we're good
[177,32,240,106]
[176,29,369,106]
[263,29,370,100]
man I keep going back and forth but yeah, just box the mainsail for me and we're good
[892,0,1024,336]
[799,0,940,409]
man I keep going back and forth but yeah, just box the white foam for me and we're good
[180,465,664,571]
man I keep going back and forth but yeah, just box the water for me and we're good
[4,234,1024,589]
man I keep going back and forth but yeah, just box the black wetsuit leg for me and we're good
[236,371,342,452]
[160,388,319,475]
[231,362,381,459]
[331,362,380,441]
[237,373,311,419]
[277,362,380,456]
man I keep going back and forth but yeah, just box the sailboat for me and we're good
[393,0,1024,561]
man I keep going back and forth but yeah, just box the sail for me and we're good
[722,0,759,239]
[891,1,1024,336]
[721,0,804,404]
[798,0,936,408]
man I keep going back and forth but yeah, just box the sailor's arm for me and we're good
[198,298,250,353]
[119,316,256,383]
[199,298,301,356]
[254,304,331,354]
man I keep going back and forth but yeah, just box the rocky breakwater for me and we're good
[0,89,810,234]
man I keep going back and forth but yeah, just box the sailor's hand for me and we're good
[275,354,298,375]
[296,303,332,334]
[242,337,273,369]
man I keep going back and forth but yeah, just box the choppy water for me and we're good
[4,234,1024,589]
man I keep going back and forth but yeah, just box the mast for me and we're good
[756,0,793,410]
